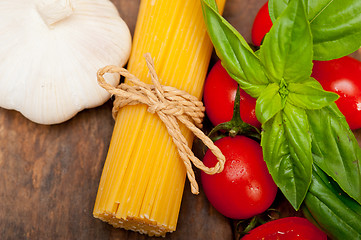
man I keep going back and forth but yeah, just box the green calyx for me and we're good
[208,86,260,142]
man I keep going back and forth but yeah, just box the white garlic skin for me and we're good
[0,0,132,124]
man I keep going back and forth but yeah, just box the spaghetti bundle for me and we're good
[93,0,226,236]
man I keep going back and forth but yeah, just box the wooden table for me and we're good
[1,1,360,239]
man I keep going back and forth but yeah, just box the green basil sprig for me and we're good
[269,0,361,60]
[200,0,361,211]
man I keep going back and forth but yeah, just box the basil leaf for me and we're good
[200,0,268,97]
[255,83,282,124]
[281,103,313,208]
[269,0,361,60]
[303,165,361,239]
[306,103,361,204]
[259,0,312,83]
[287,79,339,109]
[261,102,312,210]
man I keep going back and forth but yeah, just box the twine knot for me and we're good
[148,102,184,116]
[97,53,225,194]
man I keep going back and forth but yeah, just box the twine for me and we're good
[97,53,226,194]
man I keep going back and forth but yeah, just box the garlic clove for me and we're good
[36,0,74,27]
[0,0,132,124]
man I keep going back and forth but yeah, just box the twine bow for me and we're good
[97,53,225,194]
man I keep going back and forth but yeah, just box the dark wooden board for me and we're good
[1,0,360,239]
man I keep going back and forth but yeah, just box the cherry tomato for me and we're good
[241,217,327,240]
[203,61,261,128]
[311,56,361,130]
[251,1,273,46]
[201,136,277,219]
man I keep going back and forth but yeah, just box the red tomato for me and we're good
[201,136,277,219]
[241,217,327,240]
[311,56,361,130]
[251,1,273,46]
[203,61,261,128]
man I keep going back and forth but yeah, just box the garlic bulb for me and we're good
[0,0,132,124]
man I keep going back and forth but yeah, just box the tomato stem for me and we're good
[208,86,261,141]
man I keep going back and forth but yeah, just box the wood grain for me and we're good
[0,0,256,239]
[0,102,115,239]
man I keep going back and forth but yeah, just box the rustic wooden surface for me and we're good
[1,0,360,240]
